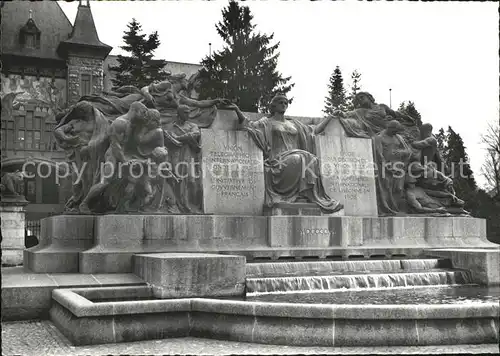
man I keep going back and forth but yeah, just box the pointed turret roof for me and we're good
[58,1,112,59]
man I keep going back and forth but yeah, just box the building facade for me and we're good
[1,1,112,220]
[1,1,203,221]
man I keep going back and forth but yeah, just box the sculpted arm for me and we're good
[407,191,439,213]
[140,86,155,105]
[178,93,222,109]
[381,104,415,124]
[314,113,342,135]
[109,121,128,163]
[411,136,436,149]
[176,124,201,142]
[424,189,454,199]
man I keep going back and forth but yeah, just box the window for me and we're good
[6,130,14,149]
[25,131,33,149]
[17,116,25,129]
[81,74,92,96]
[25,34,35,48]
[1,129,5,149]
[17,131,25,149]
[26,112,33,130]
[20,19,41,49]
[34,131,41,149]
[26,180,36,203]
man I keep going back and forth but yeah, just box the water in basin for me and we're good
[245,285,500,305]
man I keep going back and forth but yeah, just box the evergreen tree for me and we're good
[435,127,447,155]
[109,19,169,90]
[198,1,294,113]
[444,126,477,210]
[346,70,362,110]
[323,66,347,115]
[398,101,423,127]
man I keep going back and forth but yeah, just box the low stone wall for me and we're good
[50,286,500,346]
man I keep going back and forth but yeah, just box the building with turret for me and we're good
[1,1,202,222]
[1,1,111,220]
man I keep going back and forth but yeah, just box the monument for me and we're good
[23,75,492,273]
[9,72,497,349]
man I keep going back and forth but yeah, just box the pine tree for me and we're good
[445,126,477,210]
[436,127,446,154]
[197,1,294,113]
[399,101,423,127]
[109,19,169,90]
[346,70,362,110]
[323,66,347,116]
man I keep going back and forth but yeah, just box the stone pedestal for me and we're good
[133,253,246,298]
[1,197,29,266]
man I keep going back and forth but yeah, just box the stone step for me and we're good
[246,258,450,278]
[246,269,473,294]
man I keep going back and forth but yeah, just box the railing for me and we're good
[25,220,41,238]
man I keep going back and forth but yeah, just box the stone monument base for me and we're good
[1,198,29,266]
[134,253,245,298]
[23,214,496,274]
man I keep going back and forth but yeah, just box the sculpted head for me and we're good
[146,109,161,130]
[269,94,289,115]
[353,92,375,109]
[129,102,148,123]
[177,104,190,123]
[152,146,169,164]
[70,101,94,122]
[420,123,433,137]
[386,120,404,135]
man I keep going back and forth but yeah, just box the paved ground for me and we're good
[2,320,499,355]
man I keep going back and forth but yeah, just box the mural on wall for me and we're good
[1,74,66,118]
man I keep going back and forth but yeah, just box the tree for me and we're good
[436,125,500,244]
[480,121,500,198]
[435,127,446,155]
[109,19,169,90]
[323,66,347,116]
[346,70,362,110]
[198,1,294,113]
[444,126,477,210]
[398,101,423,127]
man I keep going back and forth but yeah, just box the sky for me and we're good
[58,0,499,189]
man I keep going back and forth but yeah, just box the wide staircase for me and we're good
[245,258,473,295]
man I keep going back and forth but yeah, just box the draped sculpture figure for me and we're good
[225,95,344,214]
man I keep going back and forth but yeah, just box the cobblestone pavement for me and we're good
[2,320,499,356]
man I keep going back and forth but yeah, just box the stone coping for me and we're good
[1,267,145,288]
[52,286,500,320]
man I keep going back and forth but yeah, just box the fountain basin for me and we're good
[50,285,500,346]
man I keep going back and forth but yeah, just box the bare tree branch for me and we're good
[481,120,500,196]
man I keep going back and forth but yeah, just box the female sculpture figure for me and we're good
[338,92,417,140]
[225,95,343,214]
[163,104,204,214]
[372,120,413,215]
